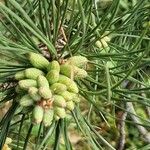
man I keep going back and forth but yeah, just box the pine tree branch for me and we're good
[116,109,127,150]
[123,80,150,143]
[127,102,150,143]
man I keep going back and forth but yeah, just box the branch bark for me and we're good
[116,110,127,150]
[127,102,150,143]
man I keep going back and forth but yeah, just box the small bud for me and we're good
[72,94,80,103]
[54,107,66,119]
[103,36,111,42]
[74,67,88,78]
[20,94,34,107]
[50,83,67,94]
[47,60,60,72]
[28,87,41,101]
[37,75,49,88]
[46,70,59,85]
[19,79,37,90]
[101,39,108,48]
[25,68,44,80]
[58,75,72,85]
[38,87,52,99]
[95,40,102,48]
[66,56,88,68]
[66,101,75,111]
[28,52,49,70]
[5,137,12,144]
[58,75,79,93]
[60,64,74,78]
[53,95,66,108]
[43,109,54,126]
[60,91,74,101]
[32,105,44,124]
[68,81,79,93]
[15,71,25,80]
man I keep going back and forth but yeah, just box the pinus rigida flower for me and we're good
[15,52,88,125]
[0,0,150,149]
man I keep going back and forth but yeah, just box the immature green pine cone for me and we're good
[19,79,37,90]
[50,83,67,94]
[58,75,79,93]
[66,101,75,111]
[95,40,102,48]
[58,75,72,85]
[54,107,66,119]
[60,91,74,101]
[66,56,88,68]
[38,87,52,99]
[72,94,81,103]
[28,52,49,70]
[53,95,66,108]
[28,87,41,101]
[60,64,74,78]
[20,94,34,107]
[95,35,110,48]
[37,75,49,88]
[46,70,59,85]
[43,109,54,127]
[67,81,79,93]
[32,105,44,124]
[103,36,111,42]
[25,68,44,80]
[47,60,60,72]
[74,67,88,78]
[15,71,25,80]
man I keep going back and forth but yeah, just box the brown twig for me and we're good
[116,109,127,150]
[60,26,67,42]
[127,102,150,143]
[125,81,150,143]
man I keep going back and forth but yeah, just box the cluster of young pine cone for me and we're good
[15,52,88,126]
